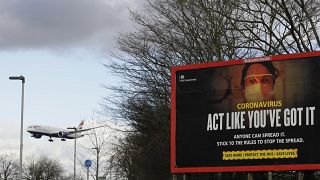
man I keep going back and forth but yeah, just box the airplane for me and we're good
[26,120,104,142]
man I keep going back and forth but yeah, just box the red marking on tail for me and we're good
[78,120,84,130]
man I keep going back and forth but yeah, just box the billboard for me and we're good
[171,51,320,173]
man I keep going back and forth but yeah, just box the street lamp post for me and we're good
[67,127,77,180]
[92,147,99,180]
[9,75,25,180]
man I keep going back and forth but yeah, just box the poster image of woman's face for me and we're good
[241,62,279,102]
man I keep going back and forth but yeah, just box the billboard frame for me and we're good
[171,51,320,173]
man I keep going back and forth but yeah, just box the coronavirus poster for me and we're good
[171,51,320,173]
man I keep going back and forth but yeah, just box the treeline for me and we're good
[0,153,82,180]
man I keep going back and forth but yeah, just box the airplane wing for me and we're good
[65,125,106,135]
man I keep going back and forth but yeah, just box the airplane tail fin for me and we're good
[77,120,84,130]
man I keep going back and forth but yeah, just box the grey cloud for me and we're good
[0,0,144,51]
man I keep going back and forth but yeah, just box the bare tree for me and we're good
[24,155,64,180]
[108,136,135,179]
[78,119,112,180]
[61,173,85,180]
[221,0,320,55]
[0,153,18,180]
[105,1,244,179]
[106,0,244,106]
[105,0,320,179]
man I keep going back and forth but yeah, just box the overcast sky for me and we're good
[0,0,144,51]
[0,0,144,178]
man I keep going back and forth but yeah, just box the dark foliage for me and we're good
[105,0,320,179]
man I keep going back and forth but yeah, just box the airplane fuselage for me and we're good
[27,125,84,141]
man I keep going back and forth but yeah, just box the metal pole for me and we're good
[172,174,177,180]
[10,75,25,180]
[297,171,303,180]
[19,80,24,180]
[96,148,99,180]
[183,174,187,180]
[268,172,272,180]
[247,172,253,180]
[67,127,78,180]
[92,147,99,180]
[218,172,222,180]
[87,167,89,180]
[74,129,77,180]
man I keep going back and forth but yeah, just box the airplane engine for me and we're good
[58,132,67,138]
[32,134,42,139]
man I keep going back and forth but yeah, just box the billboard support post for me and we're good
[268,172,272,180]
[247,173,253,180]
[297,172,303,180]
[172,174,177,180]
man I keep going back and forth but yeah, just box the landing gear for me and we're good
[61,138,66,141]
[49,138,53,142]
